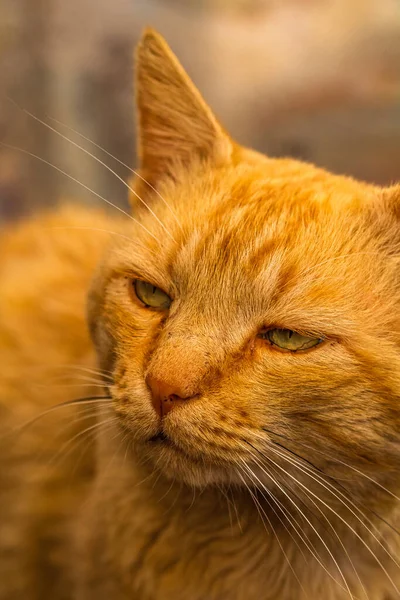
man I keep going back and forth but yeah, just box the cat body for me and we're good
[1,30,400,599]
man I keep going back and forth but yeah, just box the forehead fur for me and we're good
[114,153,399,347]
[100,28,400,354]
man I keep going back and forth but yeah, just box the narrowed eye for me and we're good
[261,328,323,351]
[133,280,171,309]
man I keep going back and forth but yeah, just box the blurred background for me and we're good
[0,0,399,222]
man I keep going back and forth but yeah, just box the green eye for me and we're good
[133,280,171,309]
[263,328,323,352]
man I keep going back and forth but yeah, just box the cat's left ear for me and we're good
[133,29,233,200]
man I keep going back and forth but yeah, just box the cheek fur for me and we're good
[94,265,400,497]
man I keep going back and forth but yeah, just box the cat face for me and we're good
[88,31,400,509]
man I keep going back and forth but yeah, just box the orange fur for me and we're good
[1,29,399,600]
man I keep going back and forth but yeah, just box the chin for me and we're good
[134,434,241,487]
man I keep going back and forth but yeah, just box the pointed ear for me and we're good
[133,28,233,197]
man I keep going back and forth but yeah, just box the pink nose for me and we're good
[146,375,197,418]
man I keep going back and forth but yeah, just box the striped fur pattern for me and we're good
[1,29,400,600]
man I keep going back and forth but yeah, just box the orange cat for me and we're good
[1,29,400,600]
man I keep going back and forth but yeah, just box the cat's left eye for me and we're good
[260,328,323,351]
[133,280,171,309]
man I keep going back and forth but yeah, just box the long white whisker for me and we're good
[257,429,400,535]
[228,487,243,534]
[47,115,184,232]
[251,443,400,596]
[100,428,131,479]
[42,373,108,385]
[5,397,113,439]
[25,364,114,378]
[0,142,160,244]
[66,366,113,379]
[157,479,177,507]
[266,442,400,570]
[36,374,107,387]
[239,462,309,563]
[266,431,400,519]
[48,416,118,468]
[258,434,400,562]
[263,452,370,600]
[69,431,97,480]
[36,404,98,460]
[47,226,141,246]
[238,454,353,597]
[35,383,108,389]
[237,466,311,599]
[215,483,234,534]
[10,105,176,242]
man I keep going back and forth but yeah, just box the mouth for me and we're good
[144,428,243,486]
[149,431,169,443]
[147,430,191,457]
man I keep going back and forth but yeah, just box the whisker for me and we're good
[228,487,243,534]
[298,482,371,600]
[150,462,164,490]
[259,459,337,551]
[23,364,114,379]
[186,485,197,513]
[69,430,97,479]
[161,481,184,517]
[35,375,108,388]
[47,115,184,232]
[238,453,352,597]
[258,451,370,600]
[258,430,400,543]
[157,479,176,506]
[47,226,141,246]
[48,416,118,469]
[100,428,131,479]
[262,440,400,571]
[262,428,400,516]
[215,483,234,534]
[43,373,108,384]
[122,432,132,466]
[7,103,176,242]
[248,441,400,596]
[34,403,98,463]
[4,396,113,439]
[237,466,310,599]
[0,142,160,244]
[32,373,108,390]
[35,383,108,390]
[63,365,112,376]
[238,461,309,563]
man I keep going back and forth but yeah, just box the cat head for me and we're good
[88,30,400,507]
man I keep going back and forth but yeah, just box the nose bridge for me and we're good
[146,326,224,397]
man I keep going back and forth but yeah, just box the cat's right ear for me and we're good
[133,29,233,199]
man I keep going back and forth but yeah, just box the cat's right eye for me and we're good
[260,328,323,351]
[133,279,171,310]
